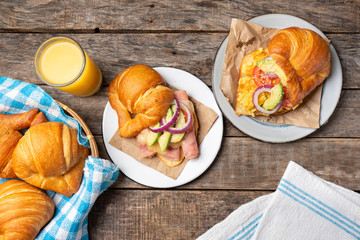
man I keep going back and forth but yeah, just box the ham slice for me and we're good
[139,143,181,161]
[181,128,198,159]
[174,90,188,101]
[158,147,181,161]
[139,144,156,158]
[138,129,181,161]
[174,90,199,159]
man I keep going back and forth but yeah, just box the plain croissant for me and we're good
[108,64,174,138]
[0,127,22,178]
[235,27,330,116]
[0,109,47,178]
[0,108,39,131]
[0,179,54,240]
[12,122,88,197]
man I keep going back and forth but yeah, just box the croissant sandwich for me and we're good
[0,179,54,240]
[12,122,89,197]
[235,27,331,116]
[109,64,175,138]
[109,65,199,167]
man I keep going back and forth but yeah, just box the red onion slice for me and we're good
[167,103,193,134]
[264,56,273,60]
[265,72,278,79]
[149,98,180,133]
[159,118,166,127]
[252,85,283,115]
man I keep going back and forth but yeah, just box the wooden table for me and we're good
[1,1,359,239]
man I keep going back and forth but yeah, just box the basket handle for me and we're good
[56,100,99,158]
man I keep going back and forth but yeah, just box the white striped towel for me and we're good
[198,161,360,240]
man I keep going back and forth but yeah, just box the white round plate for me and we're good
[103,67,223,188]
[212,14,342,143]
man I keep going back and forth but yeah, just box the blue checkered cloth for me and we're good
[0,76,119,240]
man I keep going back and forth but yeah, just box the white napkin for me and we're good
[198,161,360,240]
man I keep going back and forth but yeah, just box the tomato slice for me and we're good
[252,66,281,86]
[282,86,292,108]
[181,107,192,133]
[182,108,188,121]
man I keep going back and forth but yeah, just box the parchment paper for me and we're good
[109,91,218,180]
[220,18,325,128]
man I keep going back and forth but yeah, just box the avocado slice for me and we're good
[256,59,287,86]
[147,123,161,147]
[158,131,172,152]
[256,59,275,69]
[262,83,283,110]
[164,107,174,123]
[158,108,173,152]
[170,110,186,143]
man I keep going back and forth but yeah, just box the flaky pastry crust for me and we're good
[0,179,54,240]
[12,122,88,197]
[108,65,174,138]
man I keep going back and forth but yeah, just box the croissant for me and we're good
[0,127,22,178]
[30,111,48,127]
[12,122,89,197]
[108,64,174,138]
[235,27,331,116]
[0,108,39,131]
[0,111,48,178]
[0,179,54,240]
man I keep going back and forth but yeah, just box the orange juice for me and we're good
[35,37,102,97]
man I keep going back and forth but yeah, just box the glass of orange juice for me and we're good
[34,37,102,97]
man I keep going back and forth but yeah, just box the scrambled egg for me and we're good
[236,76,268,116]
[235,48,270,116]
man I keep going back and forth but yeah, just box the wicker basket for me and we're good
[56,101,99,158]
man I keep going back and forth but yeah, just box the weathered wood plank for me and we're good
[96,136,360,191]
[88,189,268,239]
[0,33,224,86]
[45,86,360,138]
[0,2,358,238]
[330,34,360,89]
[0,33,358,88]
[0,0,359,33]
